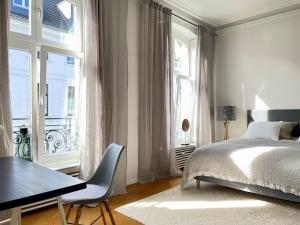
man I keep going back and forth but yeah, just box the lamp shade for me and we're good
[217,106,236,121]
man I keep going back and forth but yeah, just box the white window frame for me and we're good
[9,0,83,169]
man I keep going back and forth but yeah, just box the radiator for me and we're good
[21,166,80,213]
[175,145,196,170]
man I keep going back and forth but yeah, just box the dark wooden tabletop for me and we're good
[0,157,86,211]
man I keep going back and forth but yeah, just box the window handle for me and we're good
[37,83,43,106]
[45,84,48,116]
[37,83,48,116]
[37,7,42,19]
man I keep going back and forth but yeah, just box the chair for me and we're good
[62,143,125,225]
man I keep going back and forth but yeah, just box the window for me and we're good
[9,49,32,157]
[174,39,189,75]
[42,0,80,49]
[44,51,80,155]
[9,0,82,168]
[10,0,31,35]
[13,0,29,9]
[172,23,197,146]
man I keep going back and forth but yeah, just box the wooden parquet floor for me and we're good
[22,178,181,225]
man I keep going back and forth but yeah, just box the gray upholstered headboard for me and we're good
[247,109,300,125]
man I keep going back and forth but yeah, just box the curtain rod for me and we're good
[172,13,198,28]
[172,13,218,36]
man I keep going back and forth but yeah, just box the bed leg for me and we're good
[196,179,200,189]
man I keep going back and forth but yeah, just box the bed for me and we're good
[182,109,300,203]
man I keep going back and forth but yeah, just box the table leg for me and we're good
[196,179,200,189]
[57,197,67,225]
[11,207,21,225]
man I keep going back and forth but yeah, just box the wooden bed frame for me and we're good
[194,109,300,203]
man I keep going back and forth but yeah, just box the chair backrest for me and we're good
[88,143,125,198]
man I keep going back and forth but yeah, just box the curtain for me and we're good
[138,0,179,183]
[194,26,215,147]
[80,0,128,195]
[0,0,13,157]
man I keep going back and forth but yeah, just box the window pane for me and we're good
[44,52,80,155]
[10,0,31,35]
[42,0,79,48]
[175,78,195,145]
[9,49,32,160]
[174,39,189,75]
[190,39,197,79]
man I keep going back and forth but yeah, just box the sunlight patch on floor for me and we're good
[123,199,268,210]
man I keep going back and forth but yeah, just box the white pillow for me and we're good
[244,121,282,140]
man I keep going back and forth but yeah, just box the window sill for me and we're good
[38,157,80,172]
[51,163,80,172]
[36,149,81,170]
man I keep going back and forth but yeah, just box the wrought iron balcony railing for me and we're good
[13,117,79,155]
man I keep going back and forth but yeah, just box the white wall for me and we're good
[126,0,140,185]
[214,10,300,141]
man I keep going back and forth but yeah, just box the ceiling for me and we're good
[166,0,300,27]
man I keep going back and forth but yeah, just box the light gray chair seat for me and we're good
[62,184,106,205]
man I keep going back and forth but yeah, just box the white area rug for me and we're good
[116,182,300,225]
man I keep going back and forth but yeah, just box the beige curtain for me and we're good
[138,0,179,183]
[0,0,13,157]
[195,26,215,147]
[80,0,128,195]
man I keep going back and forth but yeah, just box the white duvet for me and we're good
[181,138,300,196]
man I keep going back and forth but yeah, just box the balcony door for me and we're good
[38,46,81,166]
[9,46,37,161]
[9,0,82,168]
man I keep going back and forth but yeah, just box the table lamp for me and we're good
[217,106,236,140]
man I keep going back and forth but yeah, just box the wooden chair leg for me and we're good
[74,206,83,225]
[65,204,73,221]
[104,200,116,225]
[99,202,107,225]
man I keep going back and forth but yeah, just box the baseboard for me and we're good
[127,177,137,186]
